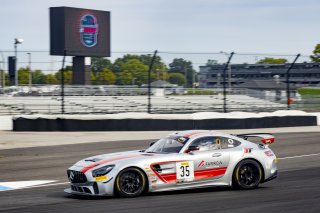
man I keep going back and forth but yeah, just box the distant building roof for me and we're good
[235,79,290,90]
[142,80,178,88]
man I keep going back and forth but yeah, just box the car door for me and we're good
[178,136,230,184]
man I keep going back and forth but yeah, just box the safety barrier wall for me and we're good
[0,116,13,130]
[12,115,317,131]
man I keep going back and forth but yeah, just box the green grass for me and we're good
[297,88,320,97]
[185,89,217,95]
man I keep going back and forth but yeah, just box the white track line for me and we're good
[23,181,70,189]
[278,153,320,160]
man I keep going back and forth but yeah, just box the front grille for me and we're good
[67,170,88,183]
[71,185,92,194]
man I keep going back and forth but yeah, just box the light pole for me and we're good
[27,53,32,89]
[0,51,5,87]
[14,38,23,86]
[220,51,232,91]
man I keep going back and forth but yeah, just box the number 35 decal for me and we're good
[176,161,194,182]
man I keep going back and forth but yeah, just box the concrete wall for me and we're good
[0,116,13,131]
[12,116,317,131]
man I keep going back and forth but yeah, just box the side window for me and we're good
[189,137,220,151]
[220,137,241,149]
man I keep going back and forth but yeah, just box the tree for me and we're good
[118,70,133,85]
[54,70,73,84]
[112,54,168,75]
[91,57,113,73]
[112,54,141,73]
[169,58,195,87]
[18,68,29,85]
[32,70,47,84]
[168,73,186,86]
[256,57,288,64]
[46,74,59,84]
[119,59,148,85]
[95,68,116,85]
[310,44,320,62]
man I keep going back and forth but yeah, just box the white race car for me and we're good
[65,130,278,197]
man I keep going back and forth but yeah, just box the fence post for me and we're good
[223,52,234,113]
[61,50,66,114]
[286,54,300,109]
[148,50,158,113]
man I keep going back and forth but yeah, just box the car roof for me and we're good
[169,130,229,139]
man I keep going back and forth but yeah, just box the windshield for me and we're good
[145,136,188,154]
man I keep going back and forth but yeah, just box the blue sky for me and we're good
[0,0,319,70]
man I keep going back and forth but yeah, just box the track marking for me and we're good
[278,153,320,160]
[0,181,69,192]
[0,180,56,191]
[27,182,69,188]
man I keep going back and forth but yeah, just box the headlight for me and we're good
[92,165,115,177]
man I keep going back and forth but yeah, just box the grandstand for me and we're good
[0,94,286,115]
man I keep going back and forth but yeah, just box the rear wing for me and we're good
[236,133,275,145]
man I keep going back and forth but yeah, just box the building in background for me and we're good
[198,62,320,88]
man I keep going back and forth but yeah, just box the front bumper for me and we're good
[66,168,116,196]
[63,188,109,197]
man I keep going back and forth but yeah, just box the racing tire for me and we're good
[114,167,147,197]
[232,159,262,190]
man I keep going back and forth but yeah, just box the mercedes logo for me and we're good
[69,171,75,181]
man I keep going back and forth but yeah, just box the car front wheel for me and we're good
[114,167,147,197]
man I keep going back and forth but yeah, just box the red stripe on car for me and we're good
[184,131,210,138]
[194,167,227,180]
[80,155,139,173]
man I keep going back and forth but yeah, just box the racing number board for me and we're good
[176,161,194,183]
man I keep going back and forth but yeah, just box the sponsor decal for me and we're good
[95,175,108,182]
[244,148,253,153]
[228,139,234,144]
[80,14,99,47]
[198,160,223,168]
[215,138,221,145]
[264,151,274,157]
[176,161,194,183]
[177,137,187,143]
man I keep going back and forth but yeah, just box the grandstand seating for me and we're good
[0,95,286,115]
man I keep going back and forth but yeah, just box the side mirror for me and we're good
[185,145,200,153]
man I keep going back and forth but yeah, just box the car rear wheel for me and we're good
[115,167,147,197]
[233,159,262,189]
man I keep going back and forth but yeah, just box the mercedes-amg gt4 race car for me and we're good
[65,130,278,197]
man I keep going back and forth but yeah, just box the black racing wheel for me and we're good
[233,159,262,189]
[115,167,147,197]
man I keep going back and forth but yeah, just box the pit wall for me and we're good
[1,111,318,131]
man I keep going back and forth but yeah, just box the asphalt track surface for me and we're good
[0,132,320,213]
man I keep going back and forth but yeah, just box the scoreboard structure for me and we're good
[50,7,111,84]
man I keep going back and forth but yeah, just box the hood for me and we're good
[73,150,158,173]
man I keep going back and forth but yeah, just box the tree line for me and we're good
[2,43,320,86]
[3,54,195,87]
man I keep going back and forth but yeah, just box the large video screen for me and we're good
[50,7,110,57]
